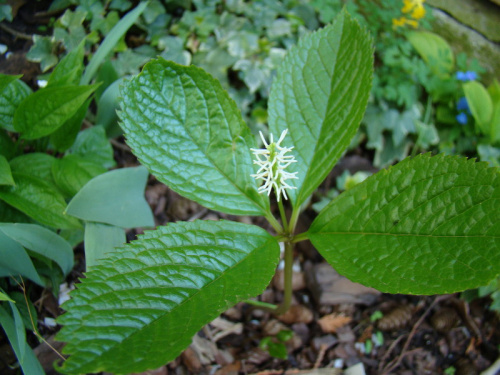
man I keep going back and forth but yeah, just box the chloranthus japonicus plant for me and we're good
[56,11,500,374]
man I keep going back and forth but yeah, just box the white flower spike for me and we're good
[251,129,298,202]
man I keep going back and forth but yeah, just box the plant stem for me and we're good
[265,212,283,234]
[243,299,278,311]
[288,205,300,233]
[277,199,289,233]
[291,232,309,243]
[274,241,293,315]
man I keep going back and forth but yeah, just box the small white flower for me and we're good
[250,129,298,202]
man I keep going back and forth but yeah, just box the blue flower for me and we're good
[457,97,470,113]
[456,112,468,125]
[456,71,477,81]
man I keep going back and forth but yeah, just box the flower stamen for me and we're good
[250,129,298,202]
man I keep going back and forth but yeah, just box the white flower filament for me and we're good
[251,129,298,202]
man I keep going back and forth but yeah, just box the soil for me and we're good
[0,3,499,375]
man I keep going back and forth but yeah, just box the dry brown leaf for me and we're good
[278,305,314,324]
[317,313,352,333]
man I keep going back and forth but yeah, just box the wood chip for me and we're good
[305,262,380,306]
[318,313,352,333]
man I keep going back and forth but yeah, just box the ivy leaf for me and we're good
[119,58,269,216]
[268,10,373,209]
[0,172,81,229]
[56,220,280,374]
[308,154,500,295]
[26,35,59,72]
[14,84,98,140]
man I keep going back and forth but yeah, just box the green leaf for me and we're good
[50,98,91,152]
[47,39,85,87]
[13,84,98,140]
[0,155,14,186]
[84,222,125,270]
[415,121,439,149]
[119,58,269,216]
[52,154,107,197]
[10,300,26,362]
[0,305,45,375]
[0,78,32,132]
[478,144,500,168]
[0,131,16,159]
[0,172,81,229]
[308,154,500,295]
[66,166,154,228]
[0,291,14,302]
[268,11,373,209]
[95,77,124,138]
[9,153,57,184]
[80,1,149,86]
[488,80,500,142]
[0,231,44,286]
[407,31,454,76]
[0,200,32,224]
[0,73,22,93]
[463,81,493,135]
[0,4,13,22]
[56,220,280,374]
[0,223,74,275]
[69,126,115,169]
[9,291,38,331]
[95,60,120,103]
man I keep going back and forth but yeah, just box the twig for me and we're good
[110,138,132,152]
[13,276,66,362]
[380,295,449,375]
[377,333,408,372]
[0,23,32,40]
[313,343,328,369]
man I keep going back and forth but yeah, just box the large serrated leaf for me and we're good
[308,154,500,295]
[119,58,269,216]
[57,220,280,374]
[268,11,373,209]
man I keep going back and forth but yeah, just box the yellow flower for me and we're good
[402,0,426,20]
[392,17,418,29]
